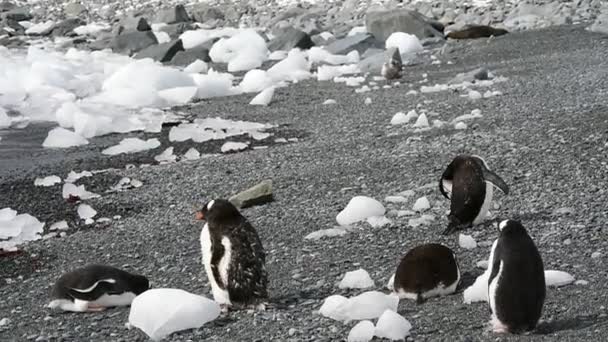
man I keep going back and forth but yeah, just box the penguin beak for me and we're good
[195,210,205,221]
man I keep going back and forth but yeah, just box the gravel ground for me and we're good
[1,25,608,341]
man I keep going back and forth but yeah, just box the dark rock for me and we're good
[168,42,213,66]
[446,25,509,39]
[365,9,444,41]
[1,7,31,21]
[159,22,195,39]
[190,5,224,23]
[229,180,274,209]
[325,33,383,55]
[134,39,184,63]
[46,18,85,37]
[111,30,158,56]
[268,26,314,51]
[0,18,24,35]
[0,1,16,13]
[117,15,151,33]
[153,5,190,24]
[89,34,113,51]
[310,33,335,46]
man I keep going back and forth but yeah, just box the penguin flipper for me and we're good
[482,170,509,195]
[67,280,117,301]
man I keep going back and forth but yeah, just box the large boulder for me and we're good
[1,6,31,21]
[190,5,224,23]
[64,2,87,18]
[46,18,85,37]
[168,42,213,66]
[117,15,152,33]
[0,2,17,13]
[134,39,184,63]
[159,22,195,39]
[325,33,383,55]
[153,5,189,24]
[268,26,314,51]
[588,11,608,35]
[365,9,444,41]
[111,30,158,56]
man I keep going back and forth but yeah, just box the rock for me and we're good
[0,2,16,13]
[325,33,383,55]
[0,18,24,35]
[117,15,151,33]
[153,5,189,24]
[159,22,195,39]
[135,39,184,63]
[46,18,85,37]
[168,42,213,65]
[358,51,385,74]
[268,26,314,51]
[229,180,274,209]
[190,5,224,23]
[64,2,87,18]
[1,7,31,22]
[446,25,509,39]
[449,67,489,84]
[588,11,608,35]
[111,30,158,56]
[365,9,444,41]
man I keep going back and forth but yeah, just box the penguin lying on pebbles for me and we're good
[48,265,149,312]
[488,220,545,334]
[392,243,460,304]
[439,154,509,235]
[195,199,268,310]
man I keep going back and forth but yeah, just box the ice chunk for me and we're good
[158,87,198,105]
[459,234,477,249]
[367,216,392,228]
[317,64,360,81]
[0,208,44,251]
[339,269,375,289]
[337,196,386,226]
[591,251,602,259]
[348,26,367,36]
[408,214,435,228]
[240,69,274,93]
[412,113,429,128]
[34,175,61,187]
[153,31,171,44]
[390,112,409,125]
[0,108,11,128]
[250,87,275,106]
[348,320,375,342]
[323,99,337,105]
[128,288,221,341]
[454,122,467,130]
[25,20,55,35]
[221,142,249,153]
[385,32,423,55]
[267,49,311,82]
[319,291,399,322]
[374,310,412,340]
[545,270,575,287]
[305,228,348,240]
[183,148,200,160]
[77,204,97,220]
[268,50,287,60]
[309,47,360,66]
[463,270,490,304]
[65,170,93,183]
[476,260,489,269]
[420,84,449,93]
[169,117,272,143]
[62,183,99,200]
[468,90,482,100]
[73,23,110,36]
[364,97,372,105]
[385,196,407,203]
[49,221,69,231]
[42,127,89,148]
[210,30,268,72]
[184,60,208,74]
[452,109,483,123]
[154,147,177,163]
[191,70,239,99]
[102,138,161,156]
[412,196,430,212]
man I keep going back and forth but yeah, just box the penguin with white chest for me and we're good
[439,154,509,235]
[488,219,545,334]
[48,264,149,312]
[195,199,268,309]
[391,243,460,304]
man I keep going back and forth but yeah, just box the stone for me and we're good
[46,18,85,37]
[153,5,190,24]
[382,47,402,80]
[118,15,151,33]
[229,180,274,209]
[1,7,31,21]
[325,33,383,55]
[588,11,608,35]
[0,1,16,13]
[168,42,213,65]
[268,26,314,51]
[64,2,87,18]
[449,67,489,84]
[135,39,184,63]
[111,30,158,56]
[0,18,24,35]
[365,9,444,41]
[190,5,224,23]
[159,22,195,39]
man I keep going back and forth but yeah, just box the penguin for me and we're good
[195,198,268,309]
[392,243,460,304]
[381,47,403,80]
[47,264,149,312]
[488,219,545,334]
[446,25,509,39]
[439,154,509,235]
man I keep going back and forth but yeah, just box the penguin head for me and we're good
[195,198,240,223]
[470,154,490,170]
[498,219,527,236]
[130,274,150,295]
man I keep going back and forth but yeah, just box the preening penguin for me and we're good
[195,199,268,309]
[392,243,460,304]
[488,220,545,334]
[439,154,509,235]
[48,265,149,312]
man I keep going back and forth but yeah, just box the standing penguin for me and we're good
[48,264,149,312]
[391,243,460,303]
[195,199,268,309]
[439,154,509,235]
[381,47,403,80]
[488,219,545,333]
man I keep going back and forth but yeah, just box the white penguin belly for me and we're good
[396,263,460,300]
[90,292,136,307]
[474,182,493,225]
[48,298,89,312]
[442,180,453,199]
[200,224,231,305]
[489,261,503,324]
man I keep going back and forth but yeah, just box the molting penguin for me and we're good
[381,47,403,80]
[439,154,509,235]
[195,199,268,309]
[48,264,149,312]
[391,243,460,304]
[488,219,545,333]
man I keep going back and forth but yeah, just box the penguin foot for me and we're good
[491,318,509,334]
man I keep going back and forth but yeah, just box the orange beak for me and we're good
[195,211,204,221]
